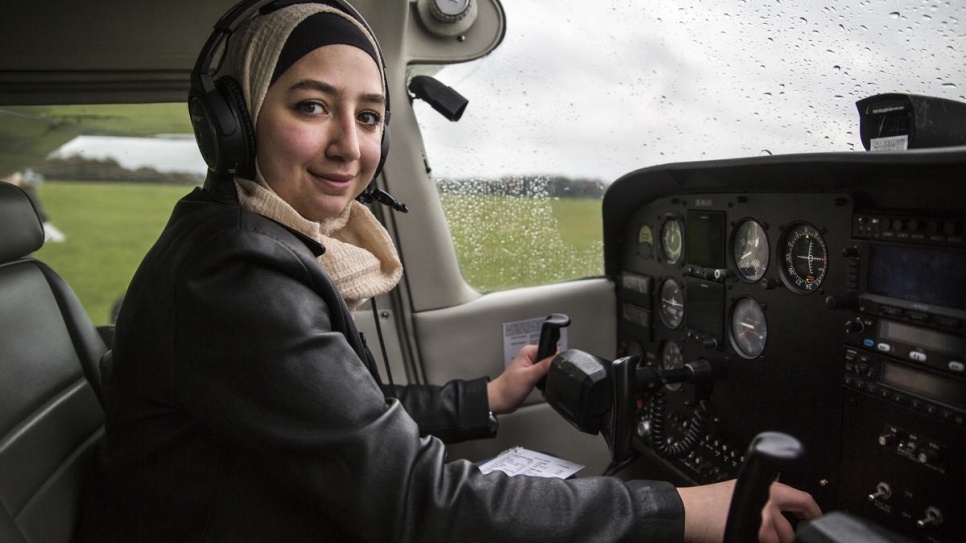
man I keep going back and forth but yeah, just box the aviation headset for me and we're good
[188,0,391,184]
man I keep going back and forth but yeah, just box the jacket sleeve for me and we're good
[172,226,685,543]
[389,378,493,443]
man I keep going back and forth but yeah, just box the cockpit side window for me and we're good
[1,104,199,325]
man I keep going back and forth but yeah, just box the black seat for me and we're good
[0,181,106,543]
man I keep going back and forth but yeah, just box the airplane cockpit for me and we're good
[1,1,963,542]
[599,143,965,541]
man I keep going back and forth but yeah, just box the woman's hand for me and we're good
[485,344,555,414]
[677,480,822,543]
[758,482,822,543]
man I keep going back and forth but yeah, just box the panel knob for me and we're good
[917,447,940,464]
[877,433,897,447]
[844,319,865,334]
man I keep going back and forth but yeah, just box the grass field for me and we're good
[440,194,603,291]
[34,182,193,325]
[30,182,603,324]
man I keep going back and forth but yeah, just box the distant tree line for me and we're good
[34,156,606,198]
[437,175,606,199]
[35,155,204,185]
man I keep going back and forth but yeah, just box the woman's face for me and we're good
[256,44,385,222]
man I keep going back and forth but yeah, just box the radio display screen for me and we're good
[879,320,966,355]
[867,244,966,310]
[881,361,966,410]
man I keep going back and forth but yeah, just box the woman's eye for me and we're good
[296,101,325,115]
[359,111,382,127]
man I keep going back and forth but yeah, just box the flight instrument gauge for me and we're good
[730,297,767,359]
[661,217,684,265]
[732,219,769,282]
[778,222,828,294]
[658,278,685,329]
[660,340,685,391]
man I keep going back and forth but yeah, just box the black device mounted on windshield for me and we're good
[857,93,966,151]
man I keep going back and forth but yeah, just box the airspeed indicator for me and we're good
[732,219,769,282]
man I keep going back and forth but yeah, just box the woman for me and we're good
[79,2,819,542]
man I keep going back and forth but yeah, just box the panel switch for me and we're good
[867,482,892,502]
[916,506,943,529]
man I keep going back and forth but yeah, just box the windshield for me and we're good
[417,0,964,181]
[413,0,964,291]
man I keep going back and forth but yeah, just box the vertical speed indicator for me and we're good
[778,222,828,294]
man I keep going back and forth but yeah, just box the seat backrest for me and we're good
[0,181,106,543]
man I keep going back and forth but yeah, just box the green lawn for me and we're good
[440,194,603,291]
[33,182,193,325]
[29,182,603,324]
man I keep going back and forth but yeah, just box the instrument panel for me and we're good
[602,150,966,543]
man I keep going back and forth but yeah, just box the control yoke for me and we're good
[534,313,570,391]
[724,432,914,543]
[723,432,803,543]
[535,318,914,543]
[536,313,712,462]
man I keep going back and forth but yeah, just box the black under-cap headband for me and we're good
[270,11,381,85]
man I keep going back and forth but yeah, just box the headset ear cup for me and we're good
[215,76,258,179]
[188,73,224,174]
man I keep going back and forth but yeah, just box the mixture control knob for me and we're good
[868,482,892,502]
[916,506,944,529]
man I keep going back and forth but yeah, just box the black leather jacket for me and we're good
[79,175,684,542]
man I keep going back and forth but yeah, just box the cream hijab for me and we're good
[216,4,402,312]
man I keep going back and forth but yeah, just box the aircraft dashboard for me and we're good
[601,148,965,542]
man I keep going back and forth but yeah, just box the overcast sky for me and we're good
[57,0,964,183]
[414,0,966,182]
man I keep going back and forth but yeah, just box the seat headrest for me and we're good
[0,181,45,263]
